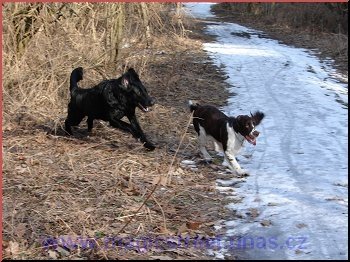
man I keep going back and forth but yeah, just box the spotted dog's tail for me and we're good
[188,100,200,112]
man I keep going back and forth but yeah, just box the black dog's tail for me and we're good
[188,100,199,112]
[70,67,84,92]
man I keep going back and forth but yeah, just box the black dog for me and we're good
[65,67,156,150]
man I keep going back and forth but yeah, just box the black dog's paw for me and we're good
[65,130,73,136]
[198,159,212,165]
[144,141,156,151]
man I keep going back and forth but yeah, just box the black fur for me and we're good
[65,67,156,150]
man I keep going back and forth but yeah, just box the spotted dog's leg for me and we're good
[198,125,212,162]
[224,152,249,176]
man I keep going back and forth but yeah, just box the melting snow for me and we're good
[184,3,348,260]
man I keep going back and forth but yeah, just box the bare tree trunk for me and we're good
[109,3,124,63]
[175,3,185,38]
[140,2,151,47]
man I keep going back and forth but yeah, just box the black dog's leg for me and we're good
[108,110,155,150]
[128,115,155,150]
[64,119,73,135]
[108,110,133,133]
[109,118,134,133]
[87,117,94,133]
[65,108,84,135]
[108,109,134,132]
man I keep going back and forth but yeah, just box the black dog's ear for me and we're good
[121,64,133,73]
[127,68,138,76]
[252,111,265,125]
[120,72,132,91]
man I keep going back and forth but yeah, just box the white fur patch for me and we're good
[224,123,247,173]
[197,123,248,175]
[226,122,245,155]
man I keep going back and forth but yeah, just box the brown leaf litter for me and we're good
[2,21,237,260]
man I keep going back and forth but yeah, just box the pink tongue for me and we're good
[245,136,256,146]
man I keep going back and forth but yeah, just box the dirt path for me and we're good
[2,15,236,260]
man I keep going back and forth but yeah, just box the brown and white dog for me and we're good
[189,101,265,175]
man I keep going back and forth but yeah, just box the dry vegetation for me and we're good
[2,3,233,260]
[2,3,185,126]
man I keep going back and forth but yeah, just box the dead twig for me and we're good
[115,112,193,236]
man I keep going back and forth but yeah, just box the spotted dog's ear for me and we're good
[252,111,265,126]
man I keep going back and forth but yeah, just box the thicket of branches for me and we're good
[2,3,185,126]
[215,3,348,34]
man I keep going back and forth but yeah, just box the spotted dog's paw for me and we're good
[236,169,250,176]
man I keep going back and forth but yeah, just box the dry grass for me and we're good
[2,3,231,259]
[2,3,185,128]
[2,111,208,259]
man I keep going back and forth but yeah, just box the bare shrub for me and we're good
[2,3,185,128]
[214,3,348,34]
